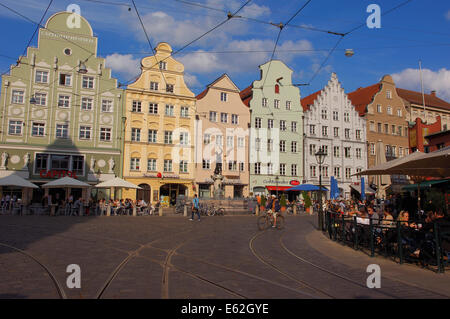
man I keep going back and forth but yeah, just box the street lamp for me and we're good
[315,148,327,230]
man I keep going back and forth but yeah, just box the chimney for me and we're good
[430,90,436,97]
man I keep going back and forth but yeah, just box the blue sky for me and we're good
[1,0,450,100]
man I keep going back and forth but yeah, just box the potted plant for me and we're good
[280,194,287,212]
[303,191,312,214]
[260,195,266,211]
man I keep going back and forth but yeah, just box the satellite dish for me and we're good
[345,49,354,57]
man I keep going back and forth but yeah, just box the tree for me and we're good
[280,194,287,207]
[260,195,266,208]
[303,191,312,209]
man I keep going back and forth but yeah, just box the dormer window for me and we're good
[159,61,167,70]
[275,84,280,94]
[150,82,159,90]
[166,84,174,93]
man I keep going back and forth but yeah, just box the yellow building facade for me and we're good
[123,43,196,205]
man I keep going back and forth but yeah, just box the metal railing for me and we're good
[324,211,450,273]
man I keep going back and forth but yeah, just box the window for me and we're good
[239,162,244,171]
[344,112,350,122]
[255,117,262,128]
[180,161,188,173]
[392,146,396,157]
[148,129,157,143]
[387,106,392,115]
[291,121,297,132]
[232,114,238,124]
[274,99,280,108]
[100,127,112,141]
[149,103,158,114]
[344,128,350,139]
[356,148,361,159]
[268,119,273,129]
[35,92,47,106]
[51,154,70,170]
[267,163,273,175]
[377,104,382,113]
[320,145,328,155]
[310,124,316,135]
[79,126,91,139]
[35,70,49,83]
[130,158,140,171]
[291,164,297,176]
[321,109,327,120]
[262,98,268,107]
[58,95,70,108]
[333,111,339,121]
[181,106,189,118]
[32,122,45,137]
[150,82,159,90]
[101,100,113,112]
[280,140,286,152]
[321,166,329,178]
[255,138,261,151]
[345,168,352,179]
[131,128,141,142]
[180,132,189,145]
[221,113,228,123]
[267,139,273,152]
[377,123,382,133]
[209,111,217,122]
[203,134,211,145]
[333,146,340,158]
[56,123,69,139]
[334,127,339,137]
[280,164,286,176]
[254,163,261,175]
[147,158,156,171]
[397,109,402,117]
[386,90,391,99]
[310,165,316,178]
[11,90,24,104]
[81,97,93,110]
[202,159,211,169]
[216,135,223,146]
[132,100,142,112]
[344,147,351,158]
[309,144,316,156]
[356,129,361,140]
[275,84,280,94]
[8,120,22,135]
[286,101,291,110]
[322,126,328,137]
[228,161,237,171]
[291,141,297,153]
[159,61,167,70]
[334,167,340,178]
[392,125,396,135]
[384,124,389,134]
[34,154,48,173]
[227,136,233,148]
[280,120,286,131]
[166,84,174,93]
[399,147,403,157]
[370,121,375,132]
[370,143,375,155]
[165,104,174,116]
[164,131,173,144]
[164,160,173,172]
[82,76,94,89]
[220,92,227,102]
[238,137,245,148]
[59,73,72,86]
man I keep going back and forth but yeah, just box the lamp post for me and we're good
[315,149,327,231]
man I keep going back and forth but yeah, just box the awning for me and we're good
[402,179,450,191]
[350,184,376,194]
[266,186,292,191]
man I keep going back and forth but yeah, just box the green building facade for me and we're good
[0,11,124,203]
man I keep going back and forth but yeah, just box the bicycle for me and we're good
[207,204,225,216]
[257,209,284,230]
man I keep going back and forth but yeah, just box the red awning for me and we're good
[265,186,292,191]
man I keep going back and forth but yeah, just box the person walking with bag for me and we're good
[190,194,201,221]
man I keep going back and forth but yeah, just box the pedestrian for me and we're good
[190,194,200,221]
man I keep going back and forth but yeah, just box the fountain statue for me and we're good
[211,163,224,199]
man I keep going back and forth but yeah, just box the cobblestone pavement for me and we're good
[0,214,449,299]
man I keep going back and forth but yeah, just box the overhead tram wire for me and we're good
[0,0,54,78]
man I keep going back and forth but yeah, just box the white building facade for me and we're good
[302,73,367,199]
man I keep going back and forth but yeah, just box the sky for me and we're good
[0,0,449,100]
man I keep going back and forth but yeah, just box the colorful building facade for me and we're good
[0,12,124,203]
[194,74,250,198]
[122,43,196,205]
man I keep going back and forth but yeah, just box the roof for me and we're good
[425,129,450,139]
[396,88,450,111]
[196,73,240,100]
[195,87,208,100]
[239,84,253,107]
[347,84,382,116]
[300,90,322,112]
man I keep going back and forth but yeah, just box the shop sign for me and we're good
[290,180,300,186]
[39,170,78,179]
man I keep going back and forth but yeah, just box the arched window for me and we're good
[275,84,279,94]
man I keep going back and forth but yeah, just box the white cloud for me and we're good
[184,73,201,88]
[239,3,271,18]
[105,53,141,79]
[446,10,450,20]
[392,68,450,101]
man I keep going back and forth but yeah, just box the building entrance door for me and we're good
[136,184,151,203]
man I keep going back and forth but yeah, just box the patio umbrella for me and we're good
[95,177,141,200]
[42,176,90,200]
[354,150,425,176]
[0,175,38,188]
[361,177,365,200]
[287,184,328,192]
[375,141,390,199]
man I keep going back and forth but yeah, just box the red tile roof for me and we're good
[195,87,208,100]
[396,88,450,111]
[239,84,253,107]
[347,83,382,116]
[300,90,322,112]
